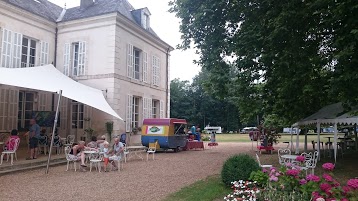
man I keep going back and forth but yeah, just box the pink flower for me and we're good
[322,163,335,171]
[286,169,300,177]
[307,174,320,182]
[320,183,331,191]
[312,191,320,197]
[342,186,351,194]
[341,198,349,201]
[322,173,333,182]
[262,168,268,173]
[270,175,278,182]
[347,178,358,189]
[315,197,325,201]
[299,179,307,185]
[275,172,280,177]
[296,155,305,162]
[286,162,292,167]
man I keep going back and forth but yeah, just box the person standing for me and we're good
[27,119,40,160]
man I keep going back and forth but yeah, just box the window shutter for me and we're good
[40,41,49,66]
[157,58,161,86]
[38,93,46,111]
[60,97,68,131]
[127,44,133,78]
[148,98,152,118]
[1,29,12,68]
[7,89,18,130]
[78,41,86,76]
[126,95,133,132]
[12,32,22,68]
[142,51,148,82]
[63,43,71,76]
[160,100,164,118]
[142,98,147,119]
[0,88,7,131]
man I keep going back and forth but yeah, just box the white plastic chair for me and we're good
[1,138,20,165]
[110,155,123,171]
[52,136,62,155]
[256,153,272,169]
[278,148,291,165]
[64,146,79,171]
[123,144,130,163]
[63,135,75,147]
[89,152,103,172]
[147,142,158,161]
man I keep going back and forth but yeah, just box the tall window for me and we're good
[72,43,79,76]
[63,42,86,76]
[18,92,34,129]
[143,14,150,29]
[134,49,141,80]
[71,101,84,129]
[21,37,36,67]
[152,100,159,118]
[132,97,140,128]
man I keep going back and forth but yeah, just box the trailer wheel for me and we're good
[174,146,180,152]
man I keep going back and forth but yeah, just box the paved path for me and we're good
[0,142,274,201]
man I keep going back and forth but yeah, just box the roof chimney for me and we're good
[80,0,94,9]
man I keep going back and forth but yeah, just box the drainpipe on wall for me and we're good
[165,48,170,118]
[51,27,59,112]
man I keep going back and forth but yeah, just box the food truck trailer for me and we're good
[141,118,188,152]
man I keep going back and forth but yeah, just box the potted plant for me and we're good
[84,127,94,142]
[132,127,142,135]
[105,121,114,142]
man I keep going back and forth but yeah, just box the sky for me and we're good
[48,0,200,82]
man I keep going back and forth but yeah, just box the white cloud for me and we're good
[49,0,200,81]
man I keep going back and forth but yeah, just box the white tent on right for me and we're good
[291,102,358,163]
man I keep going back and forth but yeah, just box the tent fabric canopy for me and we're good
[0,65,122,120]
[293,102,358,126]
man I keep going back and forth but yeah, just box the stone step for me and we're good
[0,157,66,176]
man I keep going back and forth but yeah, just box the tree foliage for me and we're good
[170,72,243,131]
[169,0,358,125]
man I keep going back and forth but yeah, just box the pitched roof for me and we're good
[5,0,63,22]
[61,0,158,36]
[4,0,160,38]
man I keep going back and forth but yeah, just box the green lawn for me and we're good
[212,133,344,143]
[162,175,230,201]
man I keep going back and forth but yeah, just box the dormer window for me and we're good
[143,13,149,29]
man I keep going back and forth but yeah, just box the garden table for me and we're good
[281,154,298,164]
[83,150,98,162]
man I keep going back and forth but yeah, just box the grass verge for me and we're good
[162,175,230,201]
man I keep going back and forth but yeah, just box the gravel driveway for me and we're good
[0,142,263,201]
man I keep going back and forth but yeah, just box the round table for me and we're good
[126,146,146,161]
[281,154,298,164]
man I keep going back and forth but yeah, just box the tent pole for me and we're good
[333,123,337,164]
[317,122,321,161]
[290,127,293,152]
[45,90,62,174]
[304,127,307,153]
[354,124,358,152]
[295,129,300,154]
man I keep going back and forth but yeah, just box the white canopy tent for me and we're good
[291,102,358,163]
[0,65,123,173]
[0,65,122,120]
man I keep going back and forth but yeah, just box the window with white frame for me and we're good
[152,56,160,86]
[40,41,49,66]
[0,88,7,131]
[21,37,36,68]
[132,96,140,128]
[142,97,152,119]
[18,92,35,129]
[134,48,141,80]
[71,100,84,129]
[143,14,150,29]
[63,42,86,76]
[127,44,148,81]
[152,99,159,118]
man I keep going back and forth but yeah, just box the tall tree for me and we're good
[169,0,357,125]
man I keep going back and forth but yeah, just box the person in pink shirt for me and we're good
[4,129,20,151]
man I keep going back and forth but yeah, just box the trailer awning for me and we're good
[0,65,122,120]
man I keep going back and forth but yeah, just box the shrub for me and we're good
[221,154,260,186]
[249,170,269,186]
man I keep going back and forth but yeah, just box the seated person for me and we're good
[108,137,124,171]
[38,128,48,145]
[4,129,20,151]
[96,135,108,151]
[86,136,98,148]
[68,141,89,169]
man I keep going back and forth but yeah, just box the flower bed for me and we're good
[224,162,358,201]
